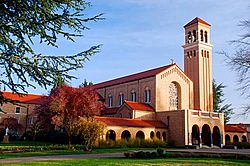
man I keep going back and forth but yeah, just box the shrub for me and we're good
[233,142,250,149]
[99,138,167,148]
[157,148,164,157]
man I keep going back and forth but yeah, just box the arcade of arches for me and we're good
[103,128,168,142]
[225,133,248,144]
[191,124,222,147]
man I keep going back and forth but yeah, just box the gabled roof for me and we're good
[94,64,175,89]
[184,17,211,28]
[124,100,154,112]
[2,92,46,105]
[225,125,248,133]
[96,116,167,128]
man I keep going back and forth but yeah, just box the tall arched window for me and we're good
[192,30,196,42]
[144,88,151,103]
[187,31,192,43]
[108,95,113,108]
[169,82,180,110]
[131,90,136,102]
[118,93,124,106]
[200,30,204,41]
[204,31,208,43]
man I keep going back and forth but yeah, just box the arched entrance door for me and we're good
[106,130,116,141]
[233,135,239,143]
[225,134,230,144]
[156,131,161,139]
[201,124,211,146]
[150,131,155,139]
[242,135,247,142]
[162,132,167,142]
[212,126,221,147]
[136,131,145,140]
[192,125,200,145]
[121,130,131,140]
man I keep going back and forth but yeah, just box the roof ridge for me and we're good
[184,17,211,27]
[94,64,175,89]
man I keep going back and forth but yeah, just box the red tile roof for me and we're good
[184,17,211,27]
[94,64,175,89]
[2,92,46,105]
[96,116,167,128]
[225,125,248,133]
[125,100,154,112]
[101,107,119,115]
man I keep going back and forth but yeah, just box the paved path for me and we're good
[1,149,250,164]
[0,152,124,164]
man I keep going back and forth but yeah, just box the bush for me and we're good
[99,138,167,148]
[233,142,250,149]
[157,148,164,157]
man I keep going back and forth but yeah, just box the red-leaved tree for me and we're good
[49,84,105,146]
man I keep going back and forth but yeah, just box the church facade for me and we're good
[95,18,225,147]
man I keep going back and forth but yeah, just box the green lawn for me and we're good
[0,147,155,159]
[2,158,250,166]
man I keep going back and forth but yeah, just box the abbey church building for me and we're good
[95,17,225,147]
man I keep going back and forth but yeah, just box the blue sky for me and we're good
[29,0,249,123]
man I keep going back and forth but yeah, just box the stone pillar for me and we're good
[189,132,192,145]
[220,133,223,148]
[199,132,202,147]
[210,133,213,147]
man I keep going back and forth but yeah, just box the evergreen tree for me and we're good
[79,79,93,87]
[213,80,233,124]
[0,1,103,100]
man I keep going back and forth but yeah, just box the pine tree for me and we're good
[0,1,103,100]
[213,80,233,124]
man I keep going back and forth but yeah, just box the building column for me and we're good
[220,133,223,147]
[210,133,213,147]
[188,132,192,145]
[199,132,202,147]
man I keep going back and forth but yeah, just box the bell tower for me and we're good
[182,17,213,112]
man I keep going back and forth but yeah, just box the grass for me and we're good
[0,147,156,159]
[2,157,250,166]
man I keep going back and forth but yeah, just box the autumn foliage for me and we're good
[49,84,105,146]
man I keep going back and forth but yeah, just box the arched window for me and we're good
[225,134,230,144]
[187,31,192,43]
[118,93,124,105]
[204,31,208,43]
[202,50,204,57]
[193,50,196,57]
[108,95,113,108]
[233,135,239,143]
[193,30,196,42]
[207,51,209,58]
[162,132,167,142]
[144,88,151,103]
[169,82,180,110]
[242,135,247,142]
[150,131,155,139]
[136,131,145,140]
[200,30,204,41]
[131,90,136,102]
[121,130,131,140]
[156,131,161,139]
[106,130,116,141]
